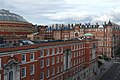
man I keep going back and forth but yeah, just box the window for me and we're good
[46,69,50,78]
[0,58,1,68]
[61,55,63,62]
[83,50,85,55]
[52,48,54,54]
[40,72,44,80]
[46,58,50,66]
[79,51,81,56]
[56,56,59,63]
[52,68,55,75]
[80,44,82,48]
[61,47,63,53]
[74,45,75,50]
[75,52,77,57]
[83,57,85,62]
[30,65,34,75]
[9,71,13,80]
[56,48,59,53]
[74,60,75,66]
[61,65,63,72]
[30,53,34,61]
[40,60,44,68]
[46,49,50,56]
[21,67,26,78]
[79,58,81,63]
[40,50,44,57]
[76,59,78,64]
[52,57,55,65]
[76,51,78,57]
[57,66,59,73]
[82,50,84,55]
[21,54,26,62]
[79,45,80,49]
[77,45,79,49]
[61,75,63,80]
[71,45,73,51]
[0,74,1,80]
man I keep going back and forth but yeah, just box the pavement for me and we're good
[87,59,114,80]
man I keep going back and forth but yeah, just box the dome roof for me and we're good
[0,9,28,23]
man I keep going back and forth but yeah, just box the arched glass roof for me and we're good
[0,9,28,23]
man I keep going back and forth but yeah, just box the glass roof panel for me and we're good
[0,9,28,23]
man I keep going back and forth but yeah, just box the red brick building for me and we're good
[35,21,120,58]
[0,9,35,44]
[0,37,98,80]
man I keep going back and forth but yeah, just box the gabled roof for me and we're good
[3,59,20,68]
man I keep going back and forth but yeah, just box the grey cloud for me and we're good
[49,15,95,24]
[110,12,120,22]
[0,0,120,25]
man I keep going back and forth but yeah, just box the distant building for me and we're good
[0,37,98,80]
[27,32,44,41]
[0,9,35,44]
[34,21,120,58]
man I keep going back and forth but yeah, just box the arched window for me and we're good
[9,71,13,80]
[75,33,78,37]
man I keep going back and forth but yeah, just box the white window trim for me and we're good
[61,47,63,53]
[30,53,34,61]
[30,65,34,75]
[56,48,59,54]
[40,72,44,80]
[40,50,44,57]
[52,48,54,54]
[61,65,63,72]
[46,69,50,78]
[40,60,44,68]
[57,66,59,73]
[52,68,55,76]
[57,56,59,63]
[21,54,26,63]
[46,58,50,67]
[61,56,63,62]
[46,49,50,56]
[0,58,1,68]
[21,67,26,78]
[52,57,55,65]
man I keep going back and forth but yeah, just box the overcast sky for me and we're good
[1,0,120,25]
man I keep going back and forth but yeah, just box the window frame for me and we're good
[9,71,13,80]
[46,49,50,56]
[46,69,50,78]
[52,68,55,76]
[52,48,54,55]
[21,54,26,63]
[30,65,34,75]
[21,67,26,78]
[40,60,44,68]
[30,53,34,61]
[40,72,44,80]
[46,58,50,66]
[52,57,55,65]
[40,50,44,57]
[56,56,59,63]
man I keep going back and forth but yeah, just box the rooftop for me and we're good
[0,9,28,23]
[84,33,93,36]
